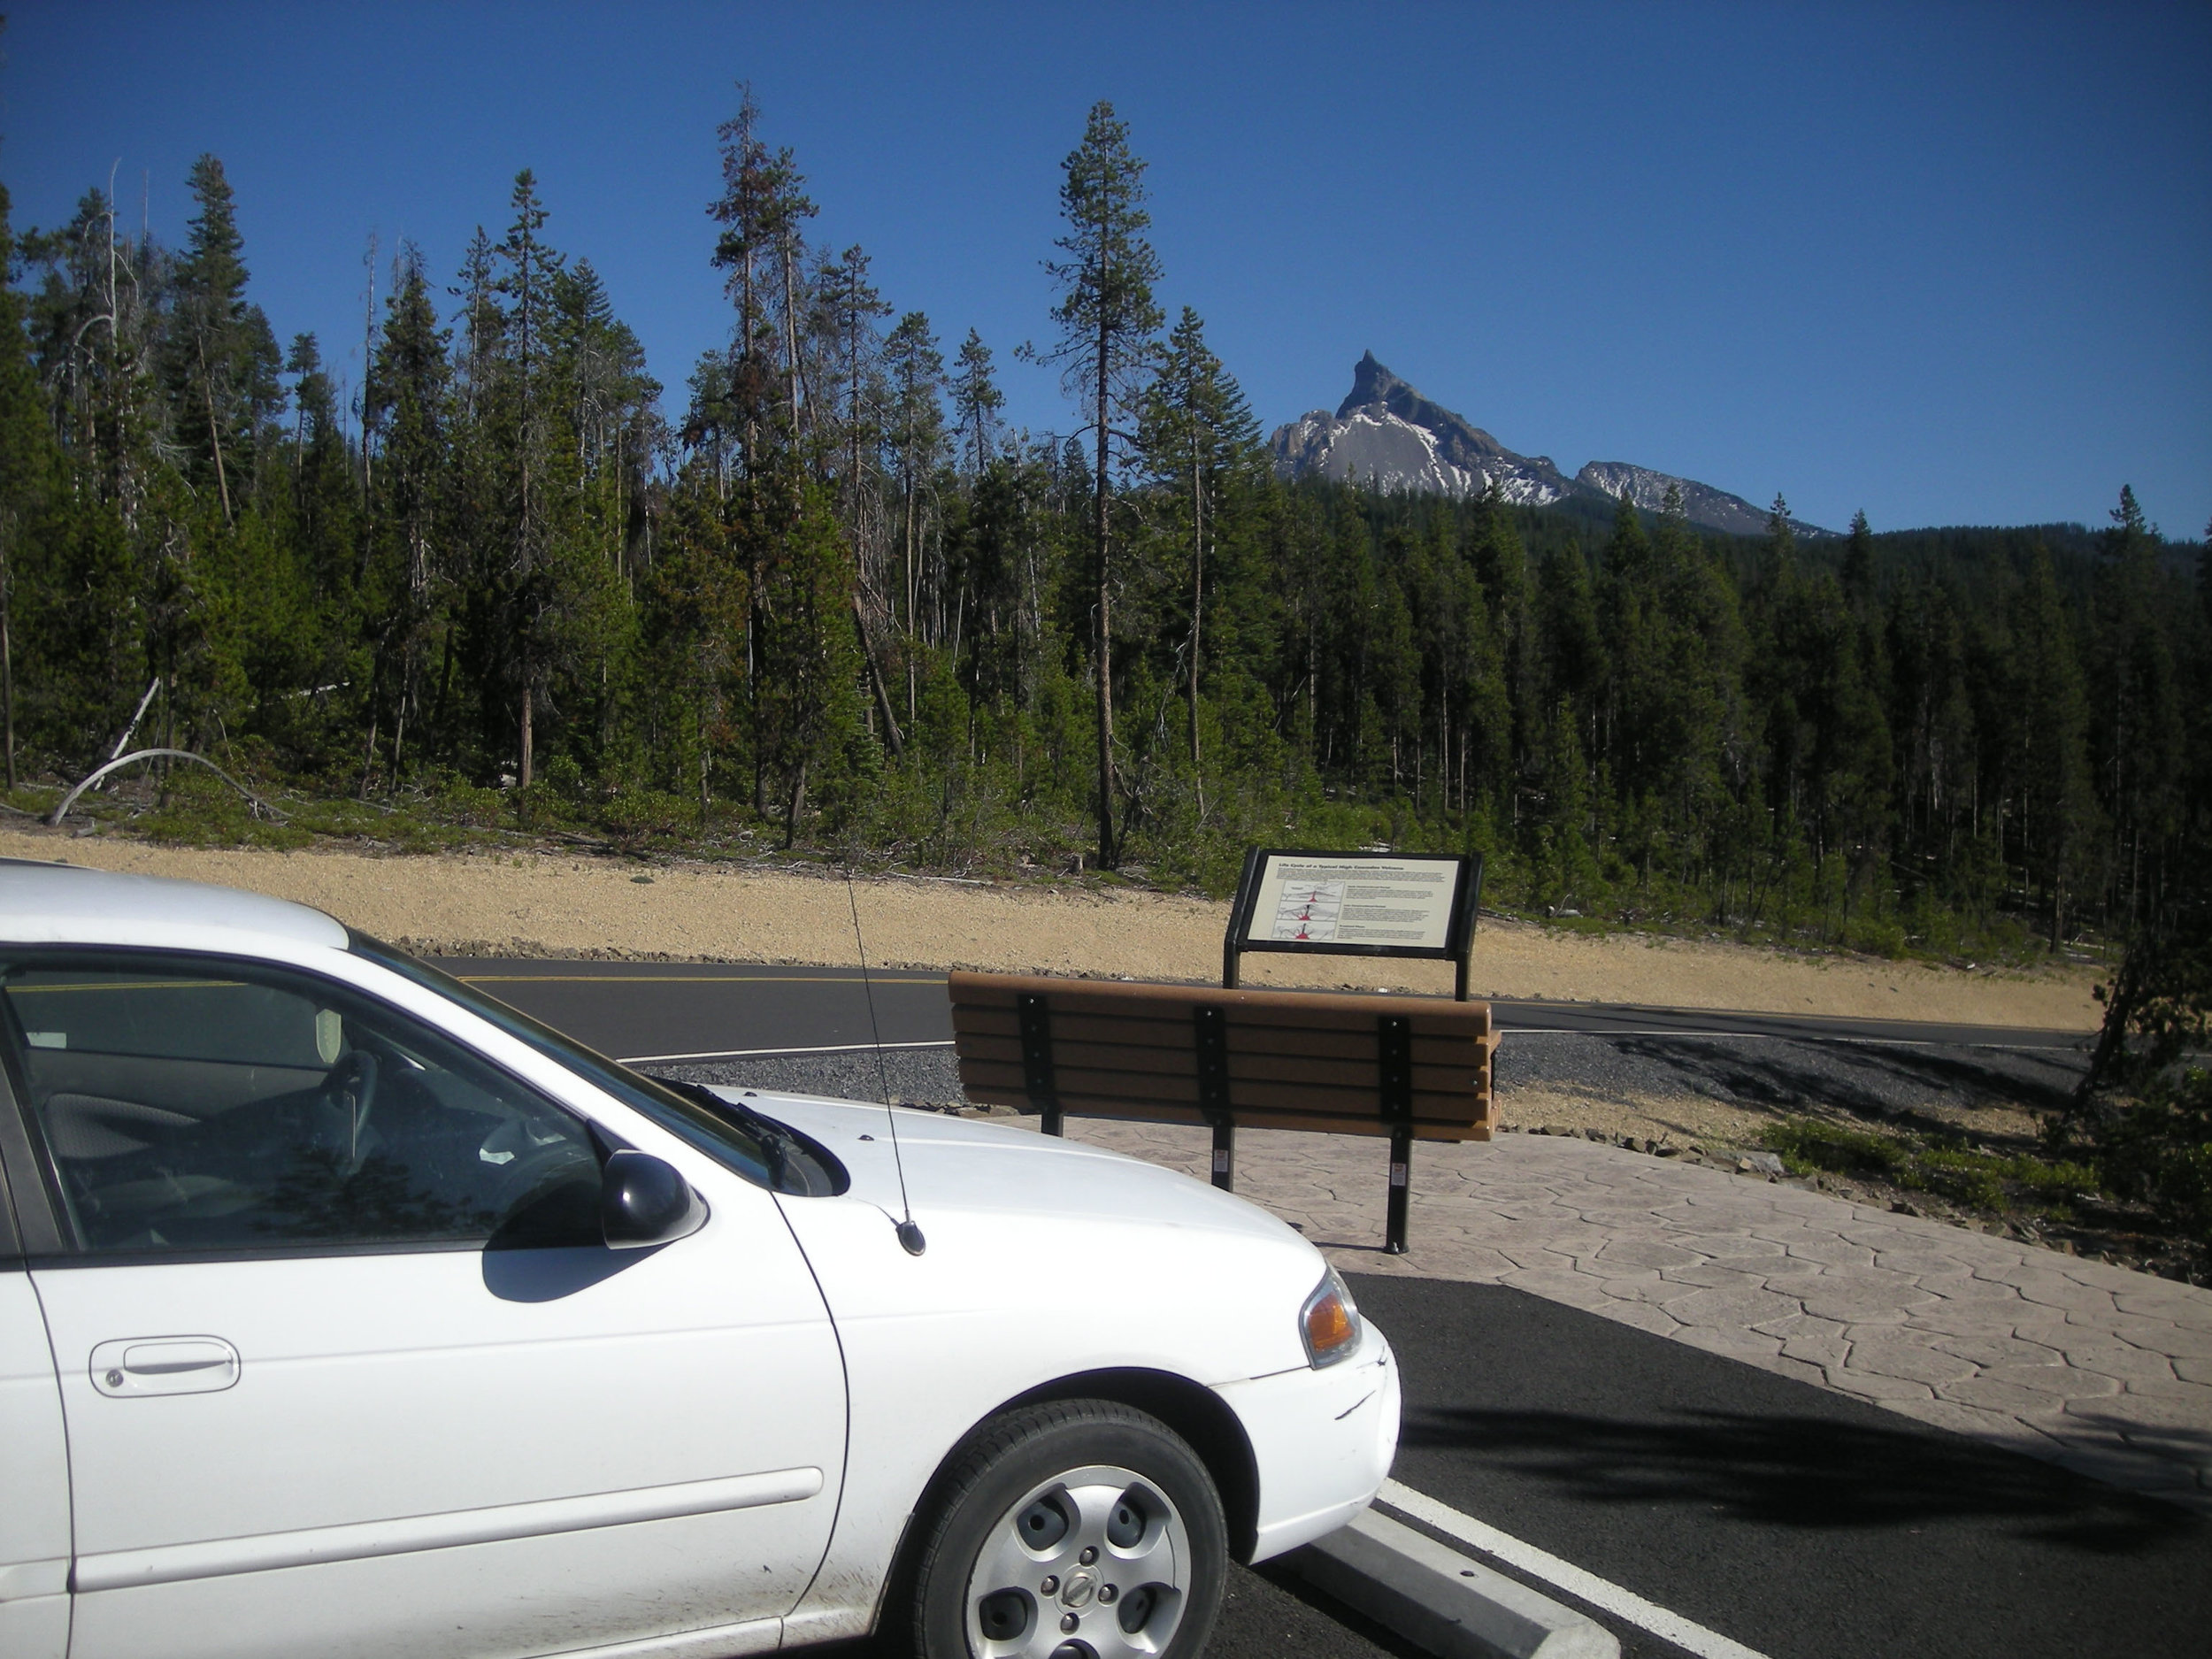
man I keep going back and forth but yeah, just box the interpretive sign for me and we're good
[1247,853,1462,951]
[1223,848,1483,999]
[1210,846,1488,1247]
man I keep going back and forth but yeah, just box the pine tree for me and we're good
[709,85,811,468]
[949,328,1003,477]
[1756,492,1797,603]
[495,169,562,787]
[746,467,860,844]
[1141,307,1261,803]
[0,182,58,789]
[363,248,451,780]
[2090,485,2185,924]
[818,244,889,507]
[882,311,944,653]
[2017,547,2100,948]
[166,155,254,523]
[1033,101,1164,868]
[1842,509,1876,611]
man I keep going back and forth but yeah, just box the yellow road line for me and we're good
[455,973,943,986]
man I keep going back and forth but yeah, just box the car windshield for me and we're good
[347,932,832,1194]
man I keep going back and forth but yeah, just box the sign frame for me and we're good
[1223,847,1484,1002]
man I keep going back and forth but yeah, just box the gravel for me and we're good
[641,1047,967,1110]
[642,1031,2090,1151]
[1498,1032,2087,1126]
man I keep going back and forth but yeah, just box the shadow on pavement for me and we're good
[1401,1402,2198,1555]
[1611,1034,2085,1141]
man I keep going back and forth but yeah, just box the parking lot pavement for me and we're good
[811,1560,1422,1659]
[1056,1118,2212,1514]
[1355,1273,2212,1659]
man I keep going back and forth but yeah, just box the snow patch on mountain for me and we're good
[1271,406,1566,504]
[1575,460,1827,540]
[1270,353,1833,536]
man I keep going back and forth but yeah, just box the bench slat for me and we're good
[949,972,1490,1038]
[949,1006,1485,1064]
[956,1058,1485,1123]
[962,1090,1480,1142]
[952,1031,1484,1093]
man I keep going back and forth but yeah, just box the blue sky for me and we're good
[7,2,2208,537]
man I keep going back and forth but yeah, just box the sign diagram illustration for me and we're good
[1271,881,1346,941]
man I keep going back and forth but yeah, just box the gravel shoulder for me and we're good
[5,826,2098,1030]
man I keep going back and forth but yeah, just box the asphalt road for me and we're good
[428,957,2091,1062]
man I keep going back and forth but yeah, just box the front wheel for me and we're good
[909,1400,1226,1659]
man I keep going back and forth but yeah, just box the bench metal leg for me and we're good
[1385,1128,1412,1254]
[1042,1105,1064,1137]
[1210,1121,1235,1191]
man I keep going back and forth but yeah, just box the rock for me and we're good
[1740,1151,1785,1176]
[1891,1199,1924,1217]
[1655,1146,1681,1158]
[1584,1128,1608,1143]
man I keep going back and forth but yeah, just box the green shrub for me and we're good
[2088,1068,2212,1246]
[1762,1117,2100,1220]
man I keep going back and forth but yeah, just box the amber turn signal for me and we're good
[1300,1269,1362,1368]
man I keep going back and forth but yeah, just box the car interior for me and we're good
[0,955,604,1254]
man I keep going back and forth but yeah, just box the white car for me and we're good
[0,861,1397,1659]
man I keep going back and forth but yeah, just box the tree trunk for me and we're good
[1189,449,1203,819]
[0,529,12,794]
[784,752,808,849]
[519,680,534,789]
[853,592,904,757]
[780,238,802,433]
[198,335,233,523]
[1093,326,1117,868]
[360,234,378,504]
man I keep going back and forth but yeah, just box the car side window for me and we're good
[1,953,603,1256]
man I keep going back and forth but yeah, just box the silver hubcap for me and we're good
[964,1462,1192,1658]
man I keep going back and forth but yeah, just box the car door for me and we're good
[0,1091,70,1659]
[2,949,846,1659]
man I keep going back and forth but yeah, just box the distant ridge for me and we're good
[1271,352,1833,538]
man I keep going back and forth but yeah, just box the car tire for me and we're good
[906,1399,1226,1659]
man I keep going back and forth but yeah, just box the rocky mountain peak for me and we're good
[1272,356,1831,536]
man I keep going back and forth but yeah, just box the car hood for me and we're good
[728,1089,1295,1248]
[718,1088,1329,1384]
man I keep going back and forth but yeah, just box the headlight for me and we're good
[1300,1267,1363,1368]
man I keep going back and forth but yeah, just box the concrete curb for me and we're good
[1287,1507,1620,1659]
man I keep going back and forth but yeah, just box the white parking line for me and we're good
[619,1039,956,1064]
[1379,1479,1774,1659]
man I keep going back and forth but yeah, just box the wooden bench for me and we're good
[949,971,1497,1253]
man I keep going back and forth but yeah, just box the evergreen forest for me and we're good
[4,94,2208,988]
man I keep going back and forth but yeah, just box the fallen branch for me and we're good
[47,749,289,827]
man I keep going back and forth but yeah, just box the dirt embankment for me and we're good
[3,827,2099,1030]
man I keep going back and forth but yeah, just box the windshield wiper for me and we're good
[665,1079,846,1198]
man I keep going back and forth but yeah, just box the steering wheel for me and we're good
[319,1049,380,1175]
[497,1133,597,1202]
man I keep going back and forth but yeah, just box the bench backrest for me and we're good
[948,971,1494,1142]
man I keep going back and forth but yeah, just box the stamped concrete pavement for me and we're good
[1048,1118,2212,1514]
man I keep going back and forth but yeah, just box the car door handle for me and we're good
[89,1337,242,1397]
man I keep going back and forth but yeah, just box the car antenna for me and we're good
[846,866,926,1256]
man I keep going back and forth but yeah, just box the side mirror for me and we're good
[600,1150,708,1250]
